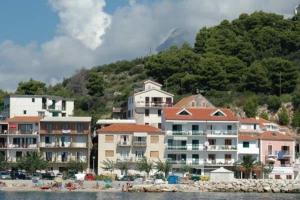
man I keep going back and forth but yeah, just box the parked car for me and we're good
[85,173,96,181]
[11,171,27,180]
[0,171,11,180]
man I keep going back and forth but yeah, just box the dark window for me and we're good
[158,123,161,129]
[243,141,250,148]
[192,125,199,131]
[77,123,84,133]
[227,125,232,130]
[286,175,292,179]
[46,123,52,133]
[158,109,161,116]
[208,139,216,145]
[172,124,182,131]
[225,139,232,145]
[32,98,35,102]
[23,110,27,115]
[62,113,66,117]
[178,110,190,115]
[45,136,50,144]
[145,109,149,116]
[275,175,281,179]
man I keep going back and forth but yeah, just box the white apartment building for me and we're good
[0,116,40,162]
[127,80,173,128]
[238,134,260,162]
[162,107,239,175]
[39,117,91,171]
[2,95,74,119]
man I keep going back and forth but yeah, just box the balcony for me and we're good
[167,130,205,136]
[167,145,187,150]
[206,130,237,136]
[40,130,89,135]
[135,101,172,108]
[117,141,131,147]
[7,131,38,135]
[132,141,147,147]
[8,144,38,149]
[206,145,237,151]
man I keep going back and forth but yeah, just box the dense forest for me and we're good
[1,12,300,127]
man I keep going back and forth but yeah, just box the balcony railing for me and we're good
[167,130,236,136]
[132,141,147,147]
[206,145,237,151]
[206,130,237,135]
[135,101,173,108]
[167,145,187,150]
[8,144,38,149]
[167,160,187,165]
[117,141,131,146]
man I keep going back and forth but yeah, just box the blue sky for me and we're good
[0,0,298,91]
[0,0,130,44]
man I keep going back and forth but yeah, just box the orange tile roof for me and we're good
[239,134,258,140]
[99,124,162,134]
[7,116,42,123]
[174,95,196,107]
[259,131,294,141]
[163,107,238,121]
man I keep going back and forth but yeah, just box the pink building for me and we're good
[259,131,295,179]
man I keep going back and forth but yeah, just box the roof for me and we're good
[99,124,161,133]
[7,116,42,123]
[163,107,238,121]
[174,94,214,108]
[143,80,162,87]
[41,117,91,122]
[238,134,258,141]
[210,167,233,173]
[96,119,136,125]
[259,131,294,141]
[134,88,174,97]
[6,94,74,101]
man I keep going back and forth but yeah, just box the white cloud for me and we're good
[48,0,111,50]
[0,0,298,91]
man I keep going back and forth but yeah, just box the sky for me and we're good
[0,0,298,91]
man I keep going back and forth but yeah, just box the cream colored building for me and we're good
[98,123,164,176]
[127,80,173,128]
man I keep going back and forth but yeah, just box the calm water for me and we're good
[0,192,299,200]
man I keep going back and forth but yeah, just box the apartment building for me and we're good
[127,80,173,128]
[2,95,74,118]
[259,131,295,179]
[238,134,260,161]
[98,123,164,176]
[39,117,91,171]
[0,116,40,162]
[162,107,239,175]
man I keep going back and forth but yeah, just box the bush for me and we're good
[260,112,269,120]
[96,174,116,181]
[266,95,281,111]
[243,97,258,117]
[278,107,289,125]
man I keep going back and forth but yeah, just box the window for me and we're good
[150,151,159,158]
[150,136,159,143]
[45,136,51,144]
[208,139,216,145]
[172,124,182,132]
[62,100,66,111]
[23,110,27,115]
[16,151,22,160]
[105,135,114,143]
[105,150,114,157]
[178,110,190,115]
[76,152,81,161]
[268,145,272,154]
[254,124,257,130]
[46,152,52,161]
[227,125,232,130]
[158,109,161,116]
[145,123,149,125]
[32,98,35,102]
[38,111,45,117]
[62,113,66,117]
[243,141,250,148]
[145,109,149,116]
[135,151,144,158]
[77,123,84,133]
[19,124,33,134]
[208,154,216,163]
[62,152,68,162]
[192,125,199,131]
[62,123,69,130]
[46,123,52,133]
[225,139,232,145]
[225,154,232,163]
[286,175,292,179]
[158,123,161,129]
[275,175,281,179]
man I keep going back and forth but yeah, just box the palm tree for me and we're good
[240,155,258,179]
[155,159,172,178]
[116,161,129,176]
[136,157,153,178]
[101,159,116,174]
[18,152,48,174]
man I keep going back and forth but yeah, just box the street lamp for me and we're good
[92,156,96,174]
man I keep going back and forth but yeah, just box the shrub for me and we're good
[260,112,269,120]
[278,107,289,125]
[243,97,258,117]
[266,95,281,111]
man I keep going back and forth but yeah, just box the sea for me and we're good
[0,192,299,200]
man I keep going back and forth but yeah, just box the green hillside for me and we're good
[1,12,300,127]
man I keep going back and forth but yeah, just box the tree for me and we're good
[244,62,270,93]
[86,71,104,96]
[136,157,153,178]
[292,87,300,110]
[240,155,258,179]
[266,95,281,112]
[292,109,300,128]
[116,161,129,177]
[260,112,269,120]
[17,152,48,174]
[66,160,87,173]
[155,159,172,178]
[101,159,116,174]
[16,79,47,95]
[278,107,289,125]
[243,97,258,117]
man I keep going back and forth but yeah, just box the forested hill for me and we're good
[1,11,300,126]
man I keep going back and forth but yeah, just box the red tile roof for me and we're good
[163,107,238,121]
[99,124,161,134]
[239,134,258,141]
[7,116,42,123]
[259,131,294,141]
[174,95,196,108]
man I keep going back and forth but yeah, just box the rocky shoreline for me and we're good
[127,179,300,193]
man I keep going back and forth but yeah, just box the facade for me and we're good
[2,95,74,119]
[238,134,260,161]
[162,107,239,175]
[259,131,295,179]
[39,117,91,171]
[1,116,40,162]
[127,80,173,128]
[174,94,215,108]
[98,124,164,176]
